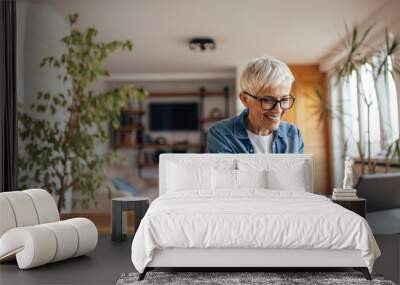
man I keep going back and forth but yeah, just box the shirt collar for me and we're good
[234,108,287,139]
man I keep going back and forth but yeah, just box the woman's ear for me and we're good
[239,92,250,108]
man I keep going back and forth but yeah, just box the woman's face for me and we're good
[241,84,292,131]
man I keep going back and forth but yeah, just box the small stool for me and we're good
[111,197,150,242]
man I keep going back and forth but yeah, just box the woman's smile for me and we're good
[263,113,281,122]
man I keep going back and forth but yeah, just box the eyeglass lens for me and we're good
[260,97,294,110]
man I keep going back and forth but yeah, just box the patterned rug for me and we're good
[116,271,396,285]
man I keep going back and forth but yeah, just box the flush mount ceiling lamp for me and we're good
[189,37,216,51]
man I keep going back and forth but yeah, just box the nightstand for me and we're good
[330,197,367,218]
[111,197,150,242]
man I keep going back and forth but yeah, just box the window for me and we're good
[340,59,399,158]
[378,56,399,146]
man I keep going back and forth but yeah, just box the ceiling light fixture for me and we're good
[189,37,216,51]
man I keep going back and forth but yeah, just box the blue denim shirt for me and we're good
[207,109,304,154]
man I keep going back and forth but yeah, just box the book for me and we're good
[332,195,359,200]
[332,193,357,197]
[333,188,357,193]
[332,192,358,199]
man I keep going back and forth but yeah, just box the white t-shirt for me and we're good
[246,130,273,153]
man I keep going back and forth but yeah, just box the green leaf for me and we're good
[68,13,79,25]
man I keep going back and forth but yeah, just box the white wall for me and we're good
[17,0,74,210]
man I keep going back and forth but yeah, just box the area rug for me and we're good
[116,271,395,285]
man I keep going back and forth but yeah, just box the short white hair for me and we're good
[240,55,294,95]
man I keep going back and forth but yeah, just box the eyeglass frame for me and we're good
[242,91,296,111]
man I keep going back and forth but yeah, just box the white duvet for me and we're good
[131,190,380,273]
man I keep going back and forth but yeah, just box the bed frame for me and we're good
[139,248,370,280]
[138,154,372,281]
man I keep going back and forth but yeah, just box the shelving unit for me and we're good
[111,103,144,147]
[111,86,230,176]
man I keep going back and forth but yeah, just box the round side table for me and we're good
[111,197,150,242]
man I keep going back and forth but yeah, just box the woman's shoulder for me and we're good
[208,115,237,135]
[278,121,301,137]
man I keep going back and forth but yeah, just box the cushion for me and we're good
[66,218,98,257]
[167,162,210,191]
[167,160,236,191]
[211,169,267,191]
[0,226,58,268]
[0,196,17,237]
[265,167,307,191]
[0,189,98,269]
[24,189,60,224]
[1,192,39,227]
[42,221,79,262]
[237,169,267,189]
[211,168,237,190]
[238,158,309,191]
[0,218,97,269]
[0,190,60,234]
[111,177,140,196]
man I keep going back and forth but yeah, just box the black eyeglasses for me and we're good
[243,91,295,110]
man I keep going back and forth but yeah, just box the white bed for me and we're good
[131,154,380,280]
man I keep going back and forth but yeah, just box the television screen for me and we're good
[149,102,199,131]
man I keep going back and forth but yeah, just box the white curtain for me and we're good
[374,59,399,149]
[392,68,400,142]
[329,61,400,187]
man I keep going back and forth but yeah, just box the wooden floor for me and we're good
[0,235,134,285]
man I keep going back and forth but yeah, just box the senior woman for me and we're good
[207,55,304,153]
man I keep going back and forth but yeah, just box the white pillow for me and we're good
[211,169,267,191]
[266,167,307,191]
[237,158,309,192]
[167,160,236,192]
[237,169,267,189]
[211,168,236,190]
[167,162,210,191]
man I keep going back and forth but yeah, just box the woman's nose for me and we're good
[270,102,282,113]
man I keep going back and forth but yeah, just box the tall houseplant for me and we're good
[314,24,400,176]
[18,14,147,210]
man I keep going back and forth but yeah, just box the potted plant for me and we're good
[18,14,147,211]
[314,24,400,178]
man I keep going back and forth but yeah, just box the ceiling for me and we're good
[34,0,392,75]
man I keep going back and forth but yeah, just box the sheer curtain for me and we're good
[329,57,400,187]
[374,57,399,148]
